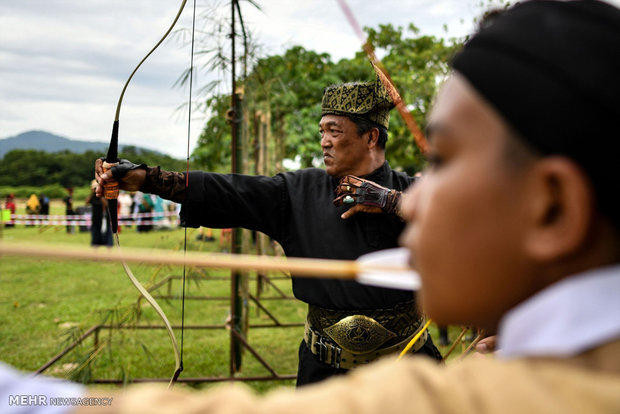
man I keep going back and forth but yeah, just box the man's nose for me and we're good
[321,134,331,148]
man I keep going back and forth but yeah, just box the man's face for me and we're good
[320,114,371,178]
[400,74,536,331]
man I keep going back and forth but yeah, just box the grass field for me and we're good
[1,199,469,393]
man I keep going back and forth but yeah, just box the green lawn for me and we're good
[1,202,469,393]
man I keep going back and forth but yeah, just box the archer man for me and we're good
[95,75,442,385]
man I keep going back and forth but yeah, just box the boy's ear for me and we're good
[523,156,593,262]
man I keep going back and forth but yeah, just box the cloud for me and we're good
[3,0,620,159]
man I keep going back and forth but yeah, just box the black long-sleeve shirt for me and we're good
[180,161,414,310]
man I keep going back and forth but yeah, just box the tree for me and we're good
[193,23,461,174]
[191,94,235,172]
[0,148,186,188]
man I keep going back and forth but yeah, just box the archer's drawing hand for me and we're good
[95,158,147,197]
[472,335,497,358]
[333,175,402,219]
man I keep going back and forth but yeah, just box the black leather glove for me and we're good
[333,175,402,217]
[99,158,146,180]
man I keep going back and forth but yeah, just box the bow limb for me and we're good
[119,258,182,387]
[104,0,188,388]
[336,0,428,154]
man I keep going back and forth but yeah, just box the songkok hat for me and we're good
[321,77,395,129]
[452,0,620,218]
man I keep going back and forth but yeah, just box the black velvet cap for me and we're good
[452,0,620,217]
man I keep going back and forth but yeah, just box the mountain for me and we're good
[0,130,164,158]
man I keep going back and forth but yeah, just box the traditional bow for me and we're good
[102,0,194,387]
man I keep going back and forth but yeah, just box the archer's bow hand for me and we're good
[95,158,147,197]
[333,175,402,219]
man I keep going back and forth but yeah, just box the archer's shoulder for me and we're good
[276,168,331,184]
[383,164,414,189]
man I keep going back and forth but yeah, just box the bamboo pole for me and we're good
[442,326,468,360]
[457,333,483,361]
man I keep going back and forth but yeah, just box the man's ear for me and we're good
[523,156,593,262]
[366,128,380,149]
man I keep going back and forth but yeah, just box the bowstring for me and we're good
[178,0,197,381]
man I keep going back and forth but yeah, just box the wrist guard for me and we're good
[140,166,187,203]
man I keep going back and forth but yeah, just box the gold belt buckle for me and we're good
[323,315,396,354]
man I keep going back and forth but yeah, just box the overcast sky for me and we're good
[2,0,619,159]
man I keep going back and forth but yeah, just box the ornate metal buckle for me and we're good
[324,315,396,354]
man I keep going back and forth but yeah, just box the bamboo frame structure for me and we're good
[1,241,421,384]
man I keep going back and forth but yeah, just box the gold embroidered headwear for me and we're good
[321,78,395,129]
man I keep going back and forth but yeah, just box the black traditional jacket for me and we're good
[181,161,414,310]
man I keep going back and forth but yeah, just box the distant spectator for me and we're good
[196,227,215,242]
[25,193,40,227]
[26,194,40,215]
[85,180,113,247]
[63,187,75,234]
[3,194,16,227]
[163,199,178,228]
[220,228,232,252]
[151,195,166,229]
[137,193,153,233]
[118,191,133,230]
[38,193,49,226]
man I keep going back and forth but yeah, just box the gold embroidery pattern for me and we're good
[321,78,394,128]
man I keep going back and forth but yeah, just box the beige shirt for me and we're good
[79,339,620,414]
